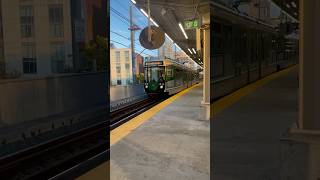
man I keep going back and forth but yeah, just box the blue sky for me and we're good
[110,0,159,57]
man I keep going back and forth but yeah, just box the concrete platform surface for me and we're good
[211,67,302,180]
[110,84,210,180]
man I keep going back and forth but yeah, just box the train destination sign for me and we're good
[184,19,199,29]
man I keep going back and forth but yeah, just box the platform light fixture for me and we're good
[291,1,297,8]
[286,4,290,8]
[178,23,188,39]
[131,0,136,4]
[176,44,182,51]
[165,33,173,42]
[188,48,193,54]
[151,19,159,27]
[140,9,148,17]
[140,9,159,27]
[192,48,196,54]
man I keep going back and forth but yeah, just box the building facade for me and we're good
[110,48,133,86]
[0,0,107,77]
[1,0,74,76]
[71,0,107,72]
[135,53,144,75]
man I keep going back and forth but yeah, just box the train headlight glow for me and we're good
[145,85,148,88]
[160,85,163,89]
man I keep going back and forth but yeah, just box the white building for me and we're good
[110,48,133,86]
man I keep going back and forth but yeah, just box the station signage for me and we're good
[184,19,199,29]
[145,61,164,66]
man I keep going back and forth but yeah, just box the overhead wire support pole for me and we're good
[130,5,136,84]
[147,0,151,42]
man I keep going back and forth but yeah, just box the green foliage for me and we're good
[83,35,108,71]
[136,73,145,84]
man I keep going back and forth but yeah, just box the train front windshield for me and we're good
[145,66,165,83]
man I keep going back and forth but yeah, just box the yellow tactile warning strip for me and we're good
[76,162,109,180]
[211,65,298,116]
[110,83,201,146]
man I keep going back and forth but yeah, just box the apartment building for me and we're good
[1,0,73,75]
[110,48,133,86]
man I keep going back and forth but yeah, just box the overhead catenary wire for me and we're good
[110,0,191,61]
[111,30,157,56]
[111,39,155,57]
[111,11,130,25]
[111,30,130,40]
[110,39,130,48]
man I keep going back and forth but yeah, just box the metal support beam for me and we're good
[201,13,210,120]
[299,0,320,131]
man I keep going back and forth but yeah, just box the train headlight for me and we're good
[145,85,148,89]
[160,85,163,89]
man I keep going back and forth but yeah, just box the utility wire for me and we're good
[110,39,129,48]
[111,11,130,25]
[111,7,130,22]
[111,30,130,40]
[114,0,129,12]
[110,39,155,57]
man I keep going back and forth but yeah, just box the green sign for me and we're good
[184,20,199,29]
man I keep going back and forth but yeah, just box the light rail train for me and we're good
[144,59,199,96]
[210,2,298,101]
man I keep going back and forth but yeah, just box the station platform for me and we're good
[78,83,210,180]
[211,65,302,179]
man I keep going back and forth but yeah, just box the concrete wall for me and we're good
[0,72,107,125]
[110,84,145,102]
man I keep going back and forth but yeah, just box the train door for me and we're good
[165,65,174,89]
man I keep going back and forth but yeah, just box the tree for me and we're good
[136,73,145,84]
[83,35,108,71]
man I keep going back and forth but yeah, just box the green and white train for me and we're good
[144,59,199,95]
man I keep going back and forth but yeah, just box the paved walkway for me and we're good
[110,84,210,180]
[212,66,300,180]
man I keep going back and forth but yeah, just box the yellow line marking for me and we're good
[76,162,109,180]
[211,65,297,116]
[110,84,200,146]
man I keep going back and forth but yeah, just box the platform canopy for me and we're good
[271,0,299,21]
[133,0,209,65]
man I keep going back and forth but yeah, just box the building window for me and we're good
[51,43,65,73]
[49,4,64,38]
[22,43,37,74]
[125,51,129,62]
[116,66,121,73]
[20,6,34,38]
[115,51,120,63]
[117,74,121,85]
[125,63,130,70]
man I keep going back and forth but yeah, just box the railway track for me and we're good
[0,97,163,179]
[110,97,162,130]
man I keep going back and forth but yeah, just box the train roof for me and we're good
[144,59,197,72]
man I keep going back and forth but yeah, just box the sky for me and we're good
[110,0,197,68]
[110,0,159,57]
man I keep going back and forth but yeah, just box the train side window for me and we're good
[166,66,174,80]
